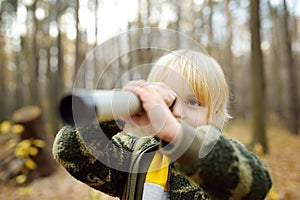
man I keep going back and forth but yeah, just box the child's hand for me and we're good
[121,80,181,142]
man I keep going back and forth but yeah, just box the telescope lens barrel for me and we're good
[59,94,96,125]
[59,90,143,125]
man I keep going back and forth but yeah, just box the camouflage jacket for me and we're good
[52,120,272,200]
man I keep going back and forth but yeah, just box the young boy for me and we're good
[53,49,272,199]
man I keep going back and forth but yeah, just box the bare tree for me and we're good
[0,32,5,121]
[250,0,268,153]
[49,0,64,132]
[30,1,39,105]
[225,0,236,116]
[283,0,299,134]
[267,1,284,118]
[75,0,81,73]
[207,0,214,54]
[0,3,5,120]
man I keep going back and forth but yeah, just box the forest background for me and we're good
[0,0,299,199]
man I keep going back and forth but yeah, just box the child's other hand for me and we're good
[121,80,180,142]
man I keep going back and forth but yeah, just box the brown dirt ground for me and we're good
[0,119,299,200]
[0,166,118,200]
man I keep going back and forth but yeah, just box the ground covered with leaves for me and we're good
[224,119,300,200]
[0,119,299,200]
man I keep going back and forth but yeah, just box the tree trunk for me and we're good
[31,1,39,105]
[283,0,299,134]
[75,0,81,74]
[268,1,284,118]
[207,0,214,55]
[225,0,236,117]
[12,106,57,183]
[250,0,268,153]
[50,0,64,133]
[0,32,5,120]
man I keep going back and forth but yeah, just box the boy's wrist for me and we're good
[159,117,181,143]
[159,120,200,165]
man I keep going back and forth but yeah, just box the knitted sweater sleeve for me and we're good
[52,120,134,198]
[160,121,272,200]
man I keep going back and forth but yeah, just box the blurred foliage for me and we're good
[0,120,45,185]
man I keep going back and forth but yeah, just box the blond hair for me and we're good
[147,49,230,129]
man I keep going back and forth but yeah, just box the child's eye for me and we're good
[187,98,199,106]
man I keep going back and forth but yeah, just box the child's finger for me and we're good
[149,82,177,108]
[122,80,146,92]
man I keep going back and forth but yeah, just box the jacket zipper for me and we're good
[125,143,158,200]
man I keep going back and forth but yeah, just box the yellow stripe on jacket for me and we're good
[145,151,170,191]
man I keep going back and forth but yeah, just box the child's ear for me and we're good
[212,110,226,130]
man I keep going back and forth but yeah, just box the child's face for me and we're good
[161,71,209,128]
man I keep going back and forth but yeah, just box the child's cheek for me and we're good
[185,107,209,127]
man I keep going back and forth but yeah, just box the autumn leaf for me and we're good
[32,139,46,148]
[29,146,39,156]
[18,187,32,195]
[25,158,37,170]
[11,124,24,134]
[267,187,280,200]
[0,120,12,134]
[14,140,31,157]
[16,175,27,184]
